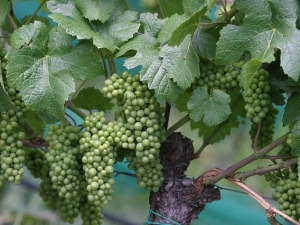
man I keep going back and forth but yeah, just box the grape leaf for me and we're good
[282,93,300,127]
[0,0,10,27]
[47,0,115,52]
[90,0,140,47]
[26,110,46,136]
[239,59,261,92]
[291,135,300,156]
[191,88,246,144]
[75,0,116,22]
[291,120,300,137]
[156,0,184,18]
[157,14,188,44]
[72,87,114,112]
[0,84,15,112]
[175,91,193,112]
[169,8,207,46]
[10,21,47,49]
[187,87,231,126]
[142,35,199,91]
[6,22,104,123]
[192,26,216,60]
[115,12,165,75]
[215,0,300,81]
[183,0,206,16]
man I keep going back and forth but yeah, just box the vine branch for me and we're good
[163,102,171,130]
[192,141,209,159]
[166,114,190,137]
[205,133,289,184]
[253,122,261,151]
[106,50,117,75]
[6,13,18,31]
[226,176,300,225]
[25,0,47,25]
[235,158,298,180]
[202,6,238,32]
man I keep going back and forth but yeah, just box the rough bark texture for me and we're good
[149,132,221,225]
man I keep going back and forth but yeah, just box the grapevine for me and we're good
[1,1,300,225]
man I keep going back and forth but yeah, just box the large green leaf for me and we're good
[291,121,300,156]
[72,87,114,113]
[0,84,15,112]
[75,0,116,22]
[239,59,261,93]
[10,21,48,49]
[47,0,115,51]
[190,88,246,144]
[91,0,140,46]
[26,110,46,136]
[117,13,199,102]
[157,14,188,44]
[156,0,184,18]
[187,87,231,126]
[183,0,206,16]
[174,91,193,112]
[0,0,10,27]
[143,35,199,90]
[192,26,216,60]
[169,8,207,46]
[215,0,300,81]
[282,93,300,127]
[6,22,104,123]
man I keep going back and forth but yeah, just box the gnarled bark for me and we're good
[149,132,221,225]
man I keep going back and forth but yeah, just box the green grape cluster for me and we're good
[277,142,292,159]
[43,124,85,223]
[190,61,245,92]
[265,169,300,222]
[102,71,166,192]
[0,43,7,76]
[0,43,29,187]
[286,132,294,146]
[24,147,46,178]
[80,111,117,209]
[244,68,271,123]
[0,111,26,185]
[249,105,278,149]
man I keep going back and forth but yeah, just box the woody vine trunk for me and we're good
[148,132,221,225]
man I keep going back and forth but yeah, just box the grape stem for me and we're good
[7,13,18,30]
[234,158,298,180]
[205,133,289,184]
[25,0,47,25]
[23,120,36,138]
[163,102,171,130]
[67,102,87,119]
[113,170,136,177]
[100,49,109,79]
[106,50,117,75]
[253,122,262,151]
[192,141,209,159]
[156,0,168,18]
[202,6,238,32]
[166,114,190,137]
[226,175,300,225]
[266,214,282,225]
[69,81,86,103]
